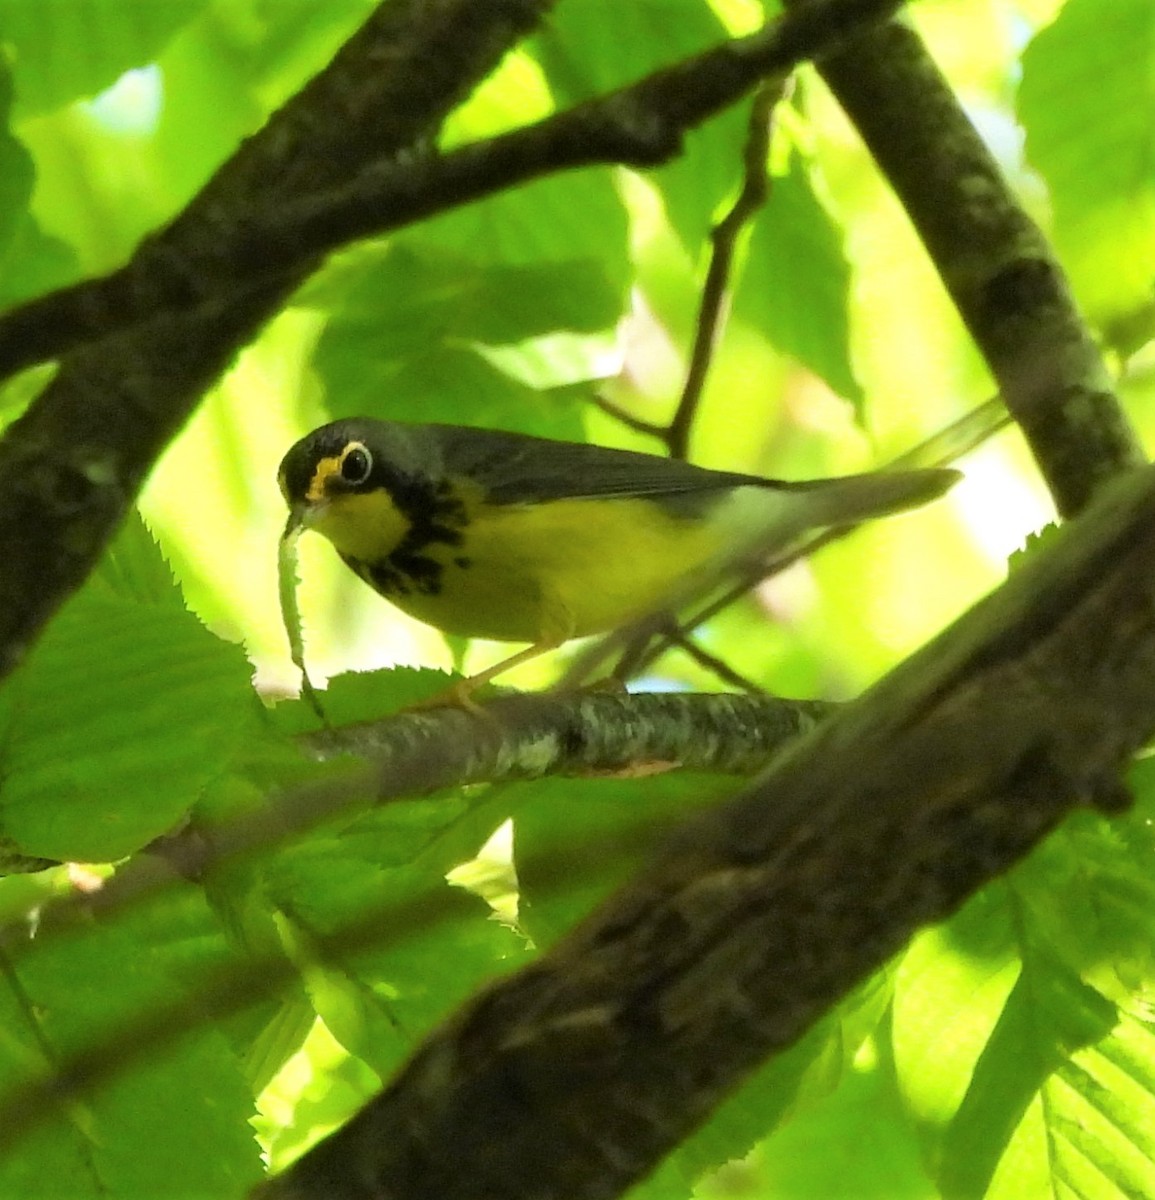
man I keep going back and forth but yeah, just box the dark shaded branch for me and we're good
[260,462,1155,1200]
[0,0,902,385]
[0,692,832,1146]
[0,0,555,680]
[801,12,1143,515]
[0,0,556,381]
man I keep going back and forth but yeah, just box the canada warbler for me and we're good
[278,418,959,701]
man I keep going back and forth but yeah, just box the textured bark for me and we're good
[800,11,1142,515]
[259,465,1155,1200]
[0,0,556,680]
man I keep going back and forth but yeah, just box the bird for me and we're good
[278,418,959,705]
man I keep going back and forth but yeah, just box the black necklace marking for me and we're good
[346,472,470,598]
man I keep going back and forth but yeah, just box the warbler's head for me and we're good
[278,418,440,559]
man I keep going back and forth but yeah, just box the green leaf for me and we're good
[309,236,622,435]
[0,523,255,861]
[892,892,1021,1135]
[0,0,209,115]
[266,665,462,736]
[0,58,79,306]
[0,60,33,251]
[529,0,741,250]
[644,971,897,1199]
[892,788,1155,1199]
[530,0,723,101]
[0,213,79,308]
[686,1031,932,1200]
[514,772,743,948]
[91,509,188,609]
[1019,0,1155,340]
[267,851,529,1080]
[633,1029,840,1200]
[406,169,630,282]
[192,0,377,99]
[975,1009,1155,1200]
[939,959,1118,1199]
[656,105,750,254]
[732,151,863,409]
[0,916,262,1198]
[1011,802,1155,992]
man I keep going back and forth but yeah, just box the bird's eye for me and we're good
[340,444,372,485]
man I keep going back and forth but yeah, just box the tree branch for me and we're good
[259,462,1155,1200]
[0,0,555,680]
[0,0,556,380]
[0,0,903,387]
[666,81,784,460]
[800,11,1143,515]
[0,692,834,1147]
[0,690,832,926]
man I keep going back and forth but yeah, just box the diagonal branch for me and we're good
[800,10,1143,515]
[259,461,1155,1200]
[0,0,557,680]
[6,461,1155,1193]
[0,0,903,384]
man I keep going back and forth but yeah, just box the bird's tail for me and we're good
[771,466,961,531]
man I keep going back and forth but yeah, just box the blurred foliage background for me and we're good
[4,0,1057,694]
[1,0,1155,1198]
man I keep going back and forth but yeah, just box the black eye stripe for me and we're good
[340,444,373,485]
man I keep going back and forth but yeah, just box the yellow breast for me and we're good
[304,475,785,645]
[306,488,411,562]
[319,485,777,645]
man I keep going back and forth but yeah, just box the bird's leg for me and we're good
[404,639,563,712]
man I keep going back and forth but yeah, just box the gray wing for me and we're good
[428,423,765,506]
[377,421,956,524]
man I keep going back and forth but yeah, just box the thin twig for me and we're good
[0,0,907,691]
[668,81,785,460]
[574,393,1010,686]
[663,630,766,694]
[599,81,786,678]
[795,6,1142,515]
[589,393,668,441]
[0,0,903,385]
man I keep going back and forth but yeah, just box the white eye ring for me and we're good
[340,443,373,485]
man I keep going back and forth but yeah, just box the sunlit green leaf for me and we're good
[939,958,1118,1199]
[0,59,78,306]
[530,0,743,250]
[267,851,529,1079]
[1019,0,1155,340]
[0,530,254,861]
[0,0,208,114]
[310,234,622,433]
[694,1043,932,1200]
[0,916,262,1198]
[892,891,1021,1133]
[892,781,1155,1200]
[733,151,863,409]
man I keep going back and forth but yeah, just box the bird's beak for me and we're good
[282,506,305,540]
[282,499,327,539]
